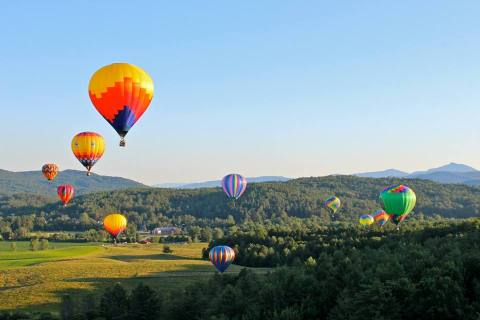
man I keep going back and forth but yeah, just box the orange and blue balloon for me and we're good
[221,174,247,200]
[71,132,105,176]
[89,63,154,147]
[57,185,74,206]
[209,245,235,273]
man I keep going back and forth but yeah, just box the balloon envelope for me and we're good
[324,196,341,214]
[89,63,154,146]
[209,245,235,273]
[221,174,247,200]
[57,185,74,206]
[42,164,58,181]
[103,213,127,238]
[359,214,374,226]
[373,209,390,227]
[71,132,105,175]
[379,185,416,224]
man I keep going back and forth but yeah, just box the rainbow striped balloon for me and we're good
[373,209,390,227]
[221,174,247,200]
[209,245,235,273]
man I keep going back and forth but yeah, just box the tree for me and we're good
[10,242,16,251]
[163,245,173,254]
[39,239,49,250]
[30,239,39,251]
[127,283,162,320]
[213,228,224,240]
[100,283,129,320]
[60,295,75,320]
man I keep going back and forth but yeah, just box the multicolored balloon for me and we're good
[373,209,390,227]
[103,213,127,239]
[71,132,105,176]
[89,63,154,147]
[57,185,74,206]
[209,245,235,273]
[324,196,341,215]
[390,213,409,225]
[359,214,374,226]
[221,174,247,200]
[42,164,58,181]
[379,185,416,225]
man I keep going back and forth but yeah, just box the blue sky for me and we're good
[2,1,480,185]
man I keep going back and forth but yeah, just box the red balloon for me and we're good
[57,185,74,206]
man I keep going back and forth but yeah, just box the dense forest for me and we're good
[1,176,480,241]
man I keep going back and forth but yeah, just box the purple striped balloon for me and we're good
[221,174,247,200]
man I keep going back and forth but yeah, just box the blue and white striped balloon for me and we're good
[221,174,247,200]
[209,245,235,273]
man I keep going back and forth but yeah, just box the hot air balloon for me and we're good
[209,245,235,273]
[221,174,247,200]
[57,185,74,206]
[373,209,390,227]
[359,214,374,226]
[379,185,416,226]
[324,196,341,218]
[88,63,154,147]
[71,132,105,176]
[103,213,127,241]
[42,164,58,181]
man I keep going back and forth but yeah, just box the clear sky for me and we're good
[2,1,480,185]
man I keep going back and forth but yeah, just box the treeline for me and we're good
[1,176,480,238]
[2,218,479,320]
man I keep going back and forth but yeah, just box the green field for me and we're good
[0,241,266,314]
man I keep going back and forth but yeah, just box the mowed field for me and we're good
[0,242,259,313]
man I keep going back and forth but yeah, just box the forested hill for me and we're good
[2,175,480,226]
[0,169,146,196]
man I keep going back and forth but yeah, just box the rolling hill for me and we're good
[0,169,146,197]
[154,176,290,189]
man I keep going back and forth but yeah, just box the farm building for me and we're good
[152,227,180,236]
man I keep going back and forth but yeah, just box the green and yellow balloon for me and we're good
[379,185,416,225]
[324,196,341,217]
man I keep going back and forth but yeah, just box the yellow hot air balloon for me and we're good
[71,132,105,176]
[89,63,154,147]
[103,213,127,240]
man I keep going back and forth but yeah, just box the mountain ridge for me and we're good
[354,162,480,185]
[0,169,147,197]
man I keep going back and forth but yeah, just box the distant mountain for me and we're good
[154,176,290,189]
[0,169,147,197]
[355,163,480,185]
[356,169,408,178]
[409,163,478,176]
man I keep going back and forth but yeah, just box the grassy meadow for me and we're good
[0,242,259,314]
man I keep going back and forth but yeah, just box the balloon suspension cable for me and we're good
[119,138,126,147]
